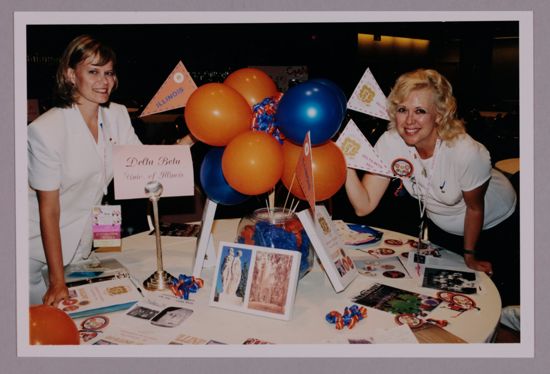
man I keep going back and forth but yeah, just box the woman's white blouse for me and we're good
[28,103,141,264]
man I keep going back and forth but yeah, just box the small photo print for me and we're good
[213,245,252,306]
[334,248,355,277]
[150,306,194,328]
[248,251,293,315]
[126,305,159,320]
[422,267,477,294]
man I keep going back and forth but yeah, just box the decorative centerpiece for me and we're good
[236,207,314,279]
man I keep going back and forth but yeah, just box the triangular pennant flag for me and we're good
[347,67,390,121]
[140,61,197,118]
[336,119,394,177]
[296,131,316,214]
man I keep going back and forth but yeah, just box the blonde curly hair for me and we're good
[387,69,465,142]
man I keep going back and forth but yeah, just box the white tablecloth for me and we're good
[87,218,501,345]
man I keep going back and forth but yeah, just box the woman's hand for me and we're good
[464,254,493,276]
[42,281,69,306]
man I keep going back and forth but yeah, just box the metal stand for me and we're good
[142,181,176,291]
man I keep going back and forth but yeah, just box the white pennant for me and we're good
[347,67,390,121]
[336,119,394,177]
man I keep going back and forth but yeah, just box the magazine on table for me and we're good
[57,277,143,319]
[42,257,130,287]
[352,283,442,316]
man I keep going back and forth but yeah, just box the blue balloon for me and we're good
[310,78,348,117]
[200,148,250,205]
[275,81,345,145]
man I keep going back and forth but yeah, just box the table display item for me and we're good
[237,207,314,279]
[334,220,383,247]
[170,274,204,300]
[209,241,301,321]
[352,283,441,316]
[143,180,177,291]
[296,206,359,292]
[325,305,368,330]
[58,277,143,319]
[422,267,478,294]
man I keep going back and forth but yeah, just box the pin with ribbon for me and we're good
[251,93,285,143]
[170,274,204,300]
[325,305,367,330]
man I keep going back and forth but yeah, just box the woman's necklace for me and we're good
[409,138,442,217]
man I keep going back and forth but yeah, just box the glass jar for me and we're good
[236,207,314,279]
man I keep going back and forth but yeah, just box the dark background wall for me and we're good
[25,21,520,236]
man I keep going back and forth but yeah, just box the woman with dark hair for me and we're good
[27,35,143,306]
[345,69,519,304]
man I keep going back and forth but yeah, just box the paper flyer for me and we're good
[336,119,393,177]
[347,67,390,121]
[92,205,122,248]
[295,131,316,213]
[140,61,197,117]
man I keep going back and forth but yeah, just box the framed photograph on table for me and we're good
[209,241,301,321]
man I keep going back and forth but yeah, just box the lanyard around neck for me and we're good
[409,138,442,220]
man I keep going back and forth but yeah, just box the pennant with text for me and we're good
[347,67,390,121]
[140,61,197,118]
[336,119,393,177]
[296,131,316,214]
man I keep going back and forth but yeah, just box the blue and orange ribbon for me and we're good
[251,93,285,144]
[325,305,367,330]
[170,274,204,300]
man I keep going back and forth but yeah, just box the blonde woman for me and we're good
[345,69,518,303]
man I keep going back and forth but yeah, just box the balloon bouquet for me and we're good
[187,67,348,208]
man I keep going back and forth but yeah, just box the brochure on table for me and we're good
[296,205,358,292]
[80,298,195,345]
[42,257,129,287]
[58,277,143,319]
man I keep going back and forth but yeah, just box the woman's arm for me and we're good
[462,180,493,274]
[345,168,391,216]
[36,190,69,306]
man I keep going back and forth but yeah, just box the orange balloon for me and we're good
[222,131,284,195]
[29,305,80,345]
[281,140,346,201]
[184,83,252,146]
[224,68,279,107]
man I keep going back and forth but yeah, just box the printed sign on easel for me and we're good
[297,206,358,292]
[347,67,390,121]
[336,119,393,177]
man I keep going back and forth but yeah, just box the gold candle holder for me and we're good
[142,181,176,291]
